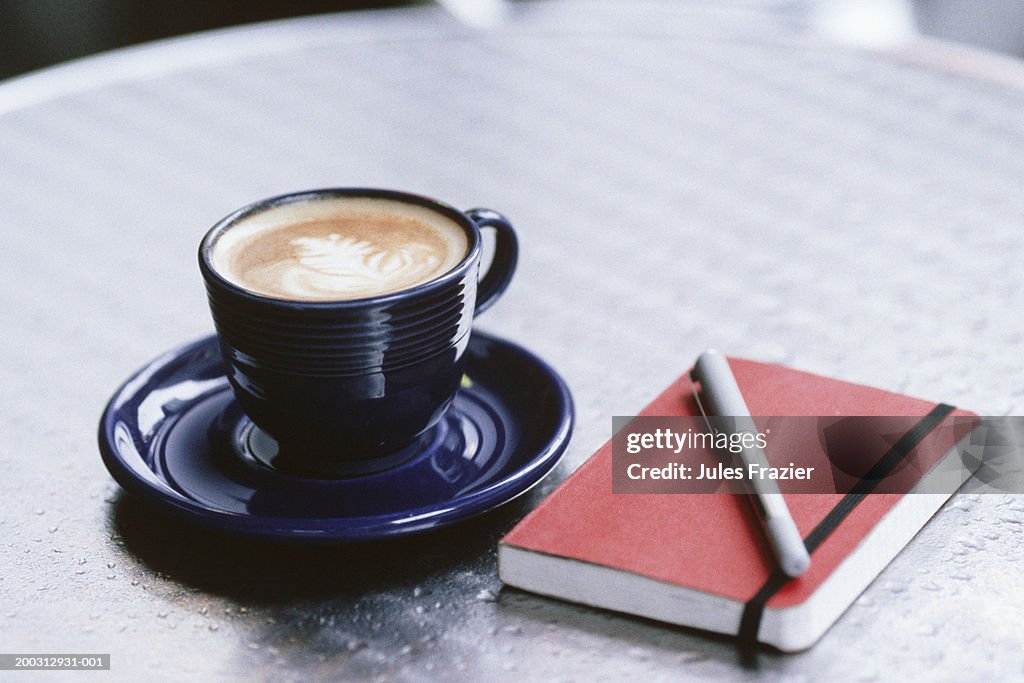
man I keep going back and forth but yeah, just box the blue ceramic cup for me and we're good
[199,188,517,476]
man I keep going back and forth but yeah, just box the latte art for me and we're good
[282,233,445,299]
[210,198,469,301]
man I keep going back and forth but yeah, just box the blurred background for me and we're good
[0,0,411,81]
[1,0,1023,82]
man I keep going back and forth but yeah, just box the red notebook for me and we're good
[498,358,977,651]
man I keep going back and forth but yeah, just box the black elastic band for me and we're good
[738,403,955,650]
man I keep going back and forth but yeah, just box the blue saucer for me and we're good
[98,332,573,542]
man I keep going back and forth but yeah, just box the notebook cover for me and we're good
[500,358,974,617]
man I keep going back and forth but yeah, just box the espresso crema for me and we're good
[210,197,469,301]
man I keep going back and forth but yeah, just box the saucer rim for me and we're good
[98,330,574,542]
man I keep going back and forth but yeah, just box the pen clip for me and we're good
[688,372,718,437]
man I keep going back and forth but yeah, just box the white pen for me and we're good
[690,350,811,578]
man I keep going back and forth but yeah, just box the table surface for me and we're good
[2,1,1024,681]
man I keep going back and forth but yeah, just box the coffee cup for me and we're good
[198,188,518,476]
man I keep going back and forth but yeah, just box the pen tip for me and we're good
[782,553,811,578]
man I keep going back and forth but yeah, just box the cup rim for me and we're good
[198,187,483,309]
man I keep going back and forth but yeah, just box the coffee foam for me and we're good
[211,197,469,301]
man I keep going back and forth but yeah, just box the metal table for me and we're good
[2,1,1023,680]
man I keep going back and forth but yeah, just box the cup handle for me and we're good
[466,208,518,315]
